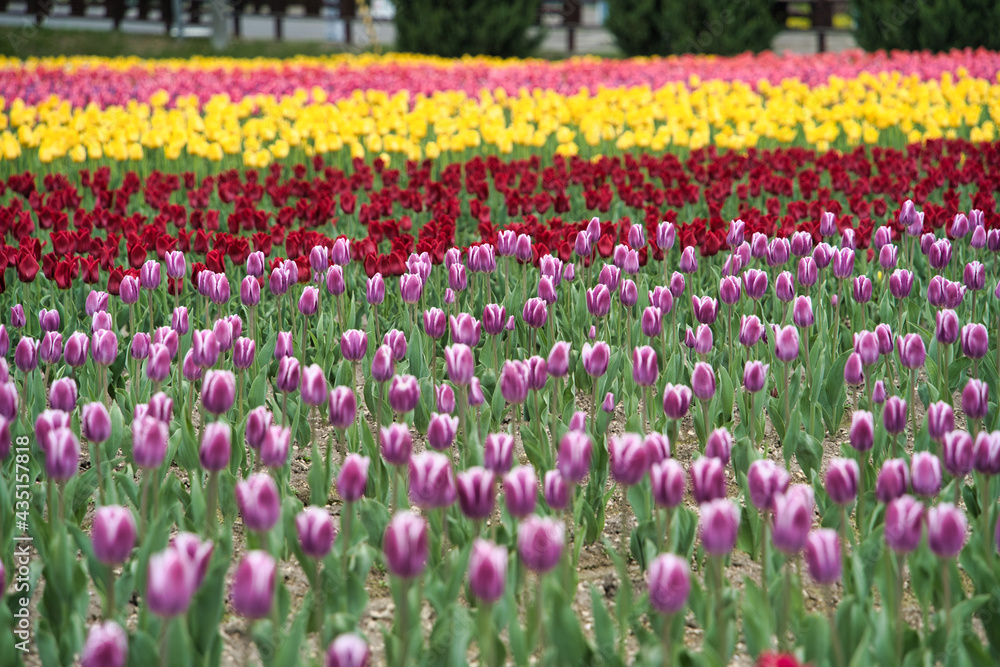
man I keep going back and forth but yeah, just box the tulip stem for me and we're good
[661,612,674,666]
[942,558,953,638]
[341,501,352,612]
[313,562,323,638]
[858,451,868,539]
[891,550,903,661]
[158,617,171,667]
[712,555,725,653]
[206,470,219,538]
[909,369,917,448]
[478,602,495,667]
[395,576,412,667]
[980,474,991,559]
[105,566,116,620]
[828,590,845,667]
[700,399,710,451]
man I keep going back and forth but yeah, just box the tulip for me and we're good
[426,411,458,450]
[771,485,815,553]
[876,459,910,503]
[202,370,236,415]
[669,271,686,297]
[943,431,974,479]
[844,353,864,387]
[690,455,726,504]
[388,374,421,414]
[662,383,693,420]
[503,465,537,518]
[379,423,412,466]
[468,539,507,603]
[648,459,685,509]
[327,386,357,430]
[92,505,137,565]
[679,246,698,273]
[928,238,952,270]
[457,467,495,520]
[889,269,913,299]
[145,548,195,617]
[692,325,713,356]
[935,309,959,345]
[973,431,1000,474]
[366,274,385,305]
[962,379,989,421]
[690,295,718,325]
[719,276,741,305]
[382,329,408,362]
[702,427,731,464]
[14,337,38,372]
[231,551,277,619]
[371,345,394,383]
[140,260,161,291]
[47,377,76,413]
[61,331,88,367]
[422,308,447,340]
[337,454,370,502]
[81,402,111,443]
[699,499,740,555]
[743,269,768,300]
[435,384,456,414]
[331,238,350,266]
[547,341,571,378]
[747,460,790,511]
[883,396,908,435]
[482,304,506,337]
[296,506,336,559]
[849,411,874,452]
[340,329,368,362]
[804,529,841,585]
[768,238,791,267]
[236,473,281,533]
[927,503,967,559]
[449,313,481,346]
[656,221,675,251]
[517,516,564,573]
[852,275,872,304]
[199,422,231,472]
[557,431,592,484]
[586,284,611,318]
[383,511,429,578]
[772,325,799,362]
[602,392,616,412]
[259,426,291,469]
[608,434,648,487]
[825,458,859,505]
[872,381,887,405]
[738,314,764,348]
[408,452,456,509]
[244,408,273,453]
[631,345,658,387]
[132,416,168,469]
[298,364,328,407]
[792,296,814,328]
[911,452,942,497]
[926,402,954,442]
[960,323,989,360]
[539,469,569,511]
[897,334,926,369]
[81,621,128,667]
[398,273,423,304]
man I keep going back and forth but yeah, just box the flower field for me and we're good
[0,49,999,667]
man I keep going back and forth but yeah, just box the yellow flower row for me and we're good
[2,70,999,167]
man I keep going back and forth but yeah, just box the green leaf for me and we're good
[740,578,772,658]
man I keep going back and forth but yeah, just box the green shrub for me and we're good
[605,0,781,57]
[853,0,1000,52]
[390,0,544,58]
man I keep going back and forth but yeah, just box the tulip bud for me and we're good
[910,452,942,497]
[662,383,693,420]
[690,295,718,325]
[449,313,481,346]
[747,459,790,511]
[926,401,954,443]
[146,548,195,617]
[772,325,799,362]
[543,469,569,510]
[699,499,740,555]
[426,412,459,451]
[647,553,691,615]
[843,353,864,387]
[973,431,1000,474]
[927,503,967,558]
[876,459,910,502]
[81,621,128,667]
[457,467,495,520]
[244,407,273,452]
[199,421,231,472]
[690,456,726,504]
[202,370,236,415]
[92,505,137,565]
[586,284,612,319]
[371,345,394,383]
[422,308,447,340]
[742,269,768,300]
[934,309,959,345]
[768,238,791,267]
[569,411,587,432]
[557,431,592,484]
[804,529,841,585]
[388,374,421,414]
[296,506,336,559]
[259,426,290,469]
[962,379,989,421]
[889,269,913,299]
[960,323,989,359]
[468,539,507,603]
[882,396,908,435]
[236,474,281,532]
[651,459,686,508]
[825,458,859,504]
[885,494,924,553]
[337,454,370,503]
[81,402,112,443]
[408,451,456,509]
[231,551,277,619]
[943,431,974,478]
[379,422,413,466]
[328,386,357,430]
[132,416,168,469]
[849,411,874,452]
[517,516,565,573]
[792,296,814,328]
[503,465,537,518]
[383,511,429,578]
[608,434,648,487]
[691,362,716,401]
[897,333,926,369]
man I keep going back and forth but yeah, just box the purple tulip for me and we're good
[371,345,394,383]
[767,238,791,267]
[408,451,456,509]
[542,469,569,511]
[935,309,959,345]
[337,454,370,503]
[897,334,926,369]
[92,505,137,565]
[772,325,799,362]
[586,284,612,319]
[366,274,385,305]
[690,295,718,325]
[804,529,841,585]
[773,271,795,303]
[690,456,726,504]
[503,465,537,518]
[911,452,942,497]
[699,499,740,555]
[825,458,859,504]
[739,315,764,348]
[420,308,446,340]
[662,383,693,420]
[973,431,1000,474]
[231,550,277,619]
[872,380,887,405]
[81,621,128,667]
[300,364,329,407]
[691,361,716,401]
[885,495,924,553]
[388,374,420,413]
[383,511,429,579]
[236,474,281,532]
[517,516,564,573]
[742,269,768,300]
[81,402,111,443]
[468,539,507,603]
[449,313,481,346]
[771,485,815,554]
[876,459,910,502]
[340,329,368,362]
[557,431,592,484]
[650,459,686,508]
[943,431,974,478]
[579,342,609,379]
[457,467,495,520]
[379,423,412,466]
[679,246,698,273]
[146,547,195,616]
[889,269,913,299]
[608,434,648,487]
[328,386,357,430]
[926,401,955,442]
[702,427,732,465]
[792,296,814,328]
[296,507,336,559]
[232,337,255,371]
[202,370,236,415]
[747,460,790,511]
[960,323,989,359]
[849,411,874,452]
[132,416,168,469]
[259,426,290,469]
[883,396,908,435]
[964,261,986,291]
[963,379,989,421]
[927,503,967,558]
[852,275,872,304]
[199,422,231,472]
[14,336,38,372]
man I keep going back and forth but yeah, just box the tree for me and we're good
[391,0,543,58]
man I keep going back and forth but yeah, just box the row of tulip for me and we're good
[2,153,1000,666]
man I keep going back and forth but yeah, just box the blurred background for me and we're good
[0,1,997,59]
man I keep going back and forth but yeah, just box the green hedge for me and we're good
[390,0,543,58]
[605,0,780,57]
[853,0,1000,51]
